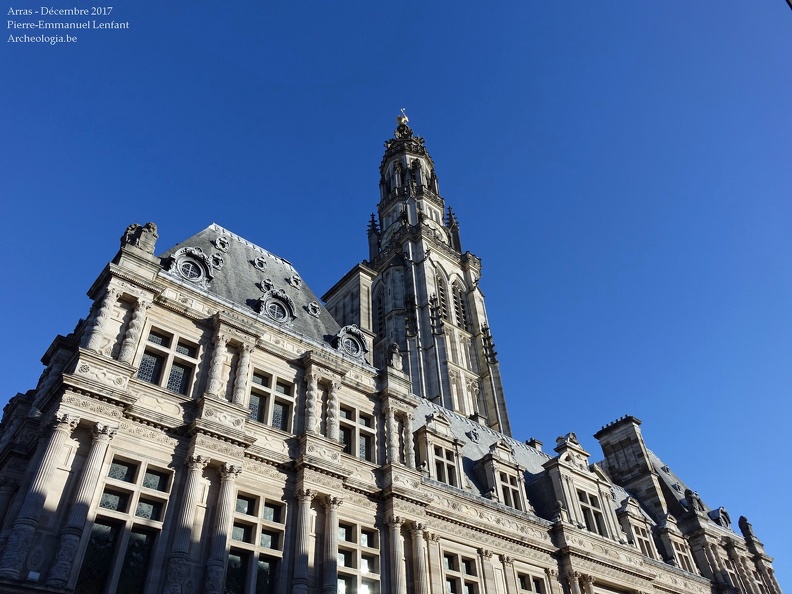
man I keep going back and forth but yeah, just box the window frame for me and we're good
[135,327,199,396]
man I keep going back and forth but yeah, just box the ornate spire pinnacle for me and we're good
[394,109,413,140]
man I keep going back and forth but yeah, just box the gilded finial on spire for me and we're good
[394,108,413,139]
[396,107,409,127]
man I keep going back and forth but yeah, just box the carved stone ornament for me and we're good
[167,247,214,286]
[121,222,158,254]
[259,278,274,292]
[333,325,368,359]
[257,289,297,324]
[210,253,225,270]
[253,256,268,271]
[214,235,230,252]
[288,274,302,288]
[306,301,320,317]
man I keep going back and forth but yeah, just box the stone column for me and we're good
[322,496,342,593]
[738,556,759,594]
[410,523,429,594]
[327,382,340,441]
[500,555,518,594]
[83,288,118,352]
[46,423,117,588]
[304,374,318,435]
[403,413,415,468]
[545,568,561,594]
[478,549,497,594]
[231,344,252,405]
[162,455,209,594]
[205,334,229,398]
[581,574,595,594]
[0,413,79,580]
[117,298,151,364]
[292,489,316,594]
[204,463,242,594]
[385,408,399,464]
[565,571,583,594]
[387,516,406,594]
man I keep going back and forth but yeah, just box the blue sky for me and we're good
[2,1,791,588]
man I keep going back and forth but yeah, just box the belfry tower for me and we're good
[325,113,511,436]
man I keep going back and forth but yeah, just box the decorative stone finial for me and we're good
[397,107,409,126]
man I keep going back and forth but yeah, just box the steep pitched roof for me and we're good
[158,224,342,346]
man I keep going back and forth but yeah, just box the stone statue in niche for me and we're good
[121,222,158,254]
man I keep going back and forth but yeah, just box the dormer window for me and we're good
[577,490,607,536]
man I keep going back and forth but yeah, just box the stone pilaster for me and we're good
[500,555,517,594]
[292,489,316,594]
[46,423,117,588]
[205,334,229,398]
[204,463,242,594]
[162,455,209,594]
[327,381,340,440]
[410,523,429,594]
[387,516,406,594]
[478,548,497,594]
[231,344,252,405]
[426,532,444,594]
[0,480,18,530]
[545,568,561,594]
[83,288,118,353]
[0,413,79,580]
[305,374,318,435]
[321,496,342,594]
[117,297,151,363]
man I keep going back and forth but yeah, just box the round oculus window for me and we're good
[342,336,362,356]
[179,260,203,280]
[266,300,288,322]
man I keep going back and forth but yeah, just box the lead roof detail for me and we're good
[158,223,343,347]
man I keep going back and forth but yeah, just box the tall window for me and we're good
[672,539,695,573]
[248,371,294,432]
[226,492,285,593]
[452,283,469,330]
[339,406,375,462]
[136,328,198,396]
[435,275,449,320]
[577,490,607,536]
[338,521,380,594]
[434,445,458,487]
[633,525,656,559]
[77,458,172,593]
[499,472,522,511]
[443,551,480,594]
[375,291,385,339]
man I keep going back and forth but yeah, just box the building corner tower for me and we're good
[324,113,511,436]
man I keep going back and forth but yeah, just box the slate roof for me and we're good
[158,224,342,347]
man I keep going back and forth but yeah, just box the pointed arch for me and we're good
[452,281,469,330]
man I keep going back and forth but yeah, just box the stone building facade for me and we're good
[0,115,782,594]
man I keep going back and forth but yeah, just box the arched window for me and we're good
[452,283,469,330]
[435,274,449,320]
[375,289,385,339]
